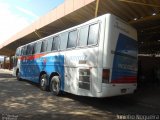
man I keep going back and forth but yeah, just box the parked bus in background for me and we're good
[13,14,137,97]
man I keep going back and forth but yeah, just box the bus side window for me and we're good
[46,37,53,52]
[32,43,36,54]
[22,46,27,56]
[21,47,24,55]
[41,40,48,53]
[88,23,99,45]
[67,30,77,48]
[52,36,59,51]
[19,48,22,56]
[20,48,23,55]
[34,41,42,54]
[78,26,89,47]
[26,44,33,55]
[15,48,20,56]
[26,45,29,55]
[60,32,68,50]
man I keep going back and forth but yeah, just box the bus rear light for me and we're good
[102,69,110,83]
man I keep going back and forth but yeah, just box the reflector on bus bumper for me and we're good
[102,69,110,83]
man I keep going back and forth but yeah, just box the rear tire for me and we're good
[40,74,48,91]
[50,76,61,96]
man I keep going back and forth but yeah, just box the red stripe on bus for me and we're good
[18,53,46,60]
[111,76,137,83]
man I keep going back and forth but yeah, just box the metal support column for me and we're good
[95,0,100,17]
[9,56,12,70]
[3,56,6,69]
[34,29,42,39]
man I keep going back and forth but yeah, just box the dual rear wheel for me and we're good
[40,74,61,96]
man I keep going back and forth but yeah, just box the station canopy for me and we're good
[0,0,160,56]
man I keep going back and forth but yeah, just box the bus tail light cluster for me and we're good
[102,69,110,83]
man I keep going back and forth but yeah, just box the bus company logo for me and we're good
[118,64,136,71]
[67,55,87,61]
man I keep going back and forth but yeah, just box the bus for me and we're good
[13,13,137,97]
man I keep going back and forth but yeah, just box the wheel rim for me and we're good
[41,78,45,87]
[52,81,59,94]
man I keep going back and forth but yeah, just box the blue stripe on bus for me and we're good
[20,54,65,91]
[111,33,137,82]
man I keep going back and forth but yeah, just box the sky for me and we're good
[0,0,64,46]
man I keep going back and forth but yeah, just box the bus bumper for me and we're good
[98,83,137,97]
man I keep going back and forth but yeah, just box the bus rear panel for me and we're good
[100,14,137,97]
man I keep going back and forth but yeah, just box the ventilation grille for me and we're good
[79,69,90,90]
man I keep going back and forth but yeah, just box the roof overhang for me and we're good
[0,0,160,56]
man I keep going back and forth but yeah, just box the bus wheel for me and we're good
[40,74,48,91]
[16,70,21,81]
[50,76,60,96]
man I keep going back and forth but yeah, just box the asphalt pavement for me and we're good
[0,69,159,120]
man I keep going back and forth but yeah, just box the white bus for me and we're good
[13,13,137,97]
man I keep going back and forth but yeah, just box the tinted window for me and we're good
[26,45,29,55]
[32,43,36,54]
[22,46,27,56]
[26,44,33,55]
[78,26,89,46]
[15,48,19,56]
[15,48,21,56]
[34,41,42,54]
[19,48,22,56]
[60,32,68,50]
[46,37,53,52]
[67,30,77,48]
[41,40,48,52]
[52,36,59,51]
[88,23,99,45]
[20,48,23,55]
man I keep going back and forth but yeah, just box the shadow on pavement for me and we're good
[0,71,160,120]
